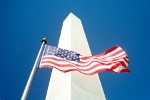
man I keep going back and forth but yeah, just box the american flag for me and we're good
[40,45,130,75]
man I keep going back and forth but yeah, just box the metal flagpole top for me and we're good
[41,37,47,43]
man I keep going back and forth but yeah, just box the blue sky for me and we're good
[1,0,150,100]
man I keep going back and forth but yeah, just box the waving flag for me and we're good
[40,45,130,75]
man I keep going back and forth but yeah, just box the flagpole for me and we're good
[21,38,47,100]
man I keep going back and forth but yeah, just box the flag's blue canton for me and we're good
[44,45,80,62]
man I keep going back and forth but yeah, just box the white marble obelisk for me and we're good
[45,13,106,100]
